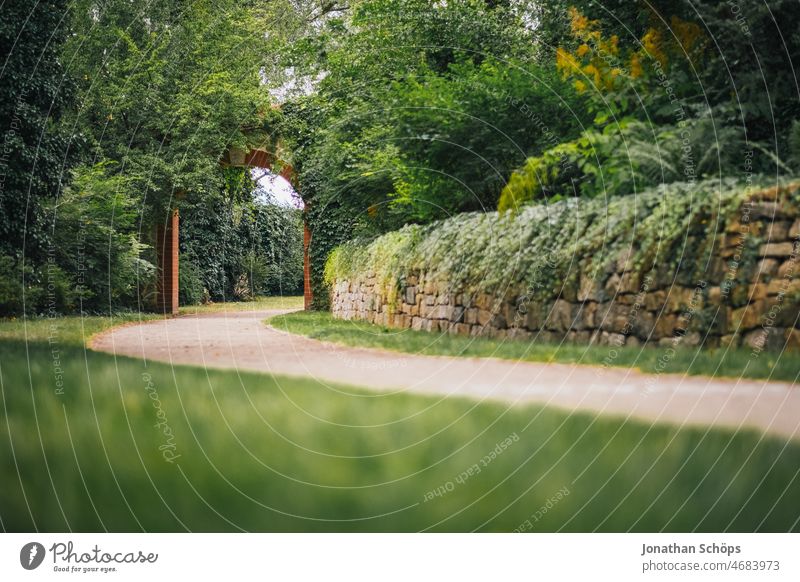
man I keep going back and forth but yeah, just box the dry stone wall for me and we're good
[330,189,800,352]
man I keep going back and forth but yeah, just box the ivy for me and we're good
[327,179,789,309]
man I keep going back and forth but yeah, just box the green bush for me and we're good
[0,0,76,265]
[0,256,29,314]
[0,255,76,315]
[178,257,206,306]
[536,1,800,155]
[0,163,157,316]
[498,114,761,211]
[256,203,304,295]
[50,164,155,311]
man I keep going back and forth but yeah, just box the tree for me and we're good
[66,0,280,213]
[280,0,589,305]
[0,0,76,262]
[60,0,289,309]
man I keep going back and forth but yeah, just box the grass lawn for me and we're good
[1,311,799,532]
[272,311,800,383]
[179,295,303,315]
[0,296,303,348]
[0,312,163,347]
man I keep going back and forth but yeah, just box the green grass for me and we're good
[179,295,303,315]
[0,312,163,348]
[272,311,800,383]
[1,314,800,532]
[0,295,303,349]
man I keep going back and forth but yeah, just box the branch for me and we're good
[305,1,349,22]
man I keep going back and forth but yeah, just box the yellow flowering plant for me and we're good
[555,7,706,122]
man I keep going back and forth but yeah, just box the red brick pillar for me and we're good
[156,209,179,315]
[303,216,313,310]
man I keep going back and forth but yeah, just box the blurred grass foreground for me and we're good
[1,311,799,532]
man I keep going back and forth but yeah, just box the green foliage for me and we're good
[689,0,800,152]
[1,0,314,314]
[6,0,799,316]
[282,0,590,303]
[328,179,774,305]
[294,0,800,303]
[0,257,33,314]
[0,0,77,263]
[0,163,157,315]
[387,60,587,221]
[789,121,800,171]
[291,46,586,226]
[554,5,708,124]
[180,172,303,304]
[304,202,355,309]
[0,0,80,314]
[539,0,800,160]
[179,258,206,306]
[498,114,766,210]
[498,141,582,211]
[256,202,304,296]
[0,255,76,315]
[65,0,279,220]
[51,164,156,311]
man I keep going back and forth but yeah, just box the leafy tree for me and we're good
[386,60,586,221]
[65,0,280,222]
[50,163,155,310]
[498,114,751,210]
[282,0,590,305]
[0,0,77,259]
[58,0,305,309]
[0,0,77,314]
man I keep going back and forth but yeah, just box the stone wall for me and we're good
[330,191,800,352]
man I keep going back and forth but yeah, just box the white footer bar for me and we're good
[1,533,797,581]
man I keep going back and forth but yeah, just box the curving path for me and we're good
[90,309,800,440]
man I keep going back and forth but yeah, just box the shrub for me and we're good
[50,164,155,311]
[554,7,706,121]
[0,254,77,316]
[178,257,206,306]
[0,163,157,315]
[497,114,760,211]
[256,203,304,295]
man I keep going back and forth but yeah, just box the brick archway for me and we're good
[156,147,312,314]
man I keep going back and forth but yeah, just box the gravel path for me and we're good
[90,309,800,440]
